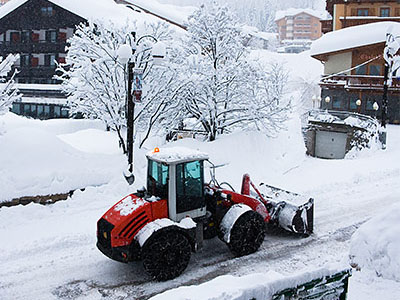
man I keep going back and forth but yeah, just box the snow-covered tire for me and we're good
[228,210,265,257]
[142,228,191,281]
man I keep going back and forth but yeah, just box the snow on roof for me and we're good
[311,21,400,57]
[0,0,156,25]
[122,0,197,27]
[275,8,326,22]
[146,146,209,164]
[242,25,277,41]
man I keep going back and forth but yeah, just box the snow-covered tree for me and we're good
[165,3,290,141]
[56,20,174,152]
[0,54,20,116]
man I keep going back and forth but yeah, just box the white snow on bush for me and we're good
[135,217,196,246]
[0,115,125,202]
[349,202,400,282]
[149,265,347,300]
[219,204,252,243]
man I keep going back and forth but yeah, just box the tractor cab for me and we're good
[146,147,209,222]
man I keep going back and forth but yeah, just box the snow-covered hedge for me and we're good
[349,202,400,282]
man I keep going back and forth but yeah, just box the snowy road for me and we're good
[1,160,399,299]
[1,125,400,299]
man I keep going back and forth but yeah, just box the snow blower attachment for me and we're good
[96,147,315,281]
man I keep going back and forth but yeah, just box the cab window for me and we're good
[147,160,169,198]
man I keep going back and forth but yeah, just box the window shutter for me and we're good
[31,57,39,67]
[31,33,39,42]
[351,8,357,16]
[395,8,400,16]
[58,32,66,41]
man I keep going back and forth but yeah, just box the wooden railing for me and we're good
[320,74,400,90]
[320,19,333,34]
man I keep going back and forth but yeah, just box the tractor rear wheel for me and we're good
[228,211,265,257]
[142,229,191,281]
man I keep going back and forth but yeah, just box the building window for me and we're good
[12,103,20,114]
[54,106,61,117]
[45,54,57,66]
[21,31,30,43]
[332,97,342,109]
[380,8,390,17]
[46,30,57,43]
[366,99,375,111]
[37,105,44,118]
[357,9,369,16]
[349,98,358,110]
[44,105,50,117]
[41,6,54,17]
[369,65,382,76]
[20,54,30,67]
[355,64,367,75]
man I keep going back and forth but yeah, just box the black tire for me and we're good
[228,211,265,257]
[142,229,191,281]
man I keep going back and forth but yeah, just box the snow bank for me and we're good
[349,202,400,282]
[0,125,125,202]
[0,112,105,135]
[149,265,347,300]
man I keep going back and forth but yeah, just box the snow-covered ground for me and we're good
[0,113,125,202]
[1,108,400,299]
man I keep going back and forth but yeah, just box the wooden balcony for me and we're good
[320,74,400,92]
[321,19,333,34]
[340,16,400,28]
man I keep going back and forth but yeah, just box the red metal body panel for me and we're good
[150,199,169,220]
[222,190,271,222]
[100,194,168,248]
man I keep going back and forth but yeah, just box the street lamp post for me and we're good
[356,99,361,113]
[117,35,166,185]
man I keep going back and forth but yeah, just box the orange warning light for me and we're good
[154,147,160,153]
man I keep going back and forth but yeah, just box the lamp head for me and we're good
[117,44,132,65]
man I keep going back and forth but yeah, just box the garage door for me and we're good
[315,131,347,159]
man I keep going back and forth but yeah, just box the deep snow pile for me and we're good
[349,202,400,282]
[149,266,346,300]
[0,113,125,202]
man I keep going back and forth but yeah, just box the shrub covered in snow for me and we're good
[349,202,400,282]
[165,2,290,141]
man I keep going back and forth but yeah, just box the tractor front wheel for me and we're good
[228,211,265,257]
[142,229,191,281]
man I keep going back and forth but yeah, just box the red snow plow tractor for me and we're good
[97,147,314,281]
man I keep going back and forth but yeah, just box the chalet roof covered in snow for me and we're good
[122,0,196,28]
[0,0,156,24]
[275,8,327,22]
[310,21,400,58]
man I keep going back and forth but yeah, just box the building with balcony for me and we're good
[310,21,400,124]
[0,0,166,119]
[322,0,400,33]
[275,8,325,44]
